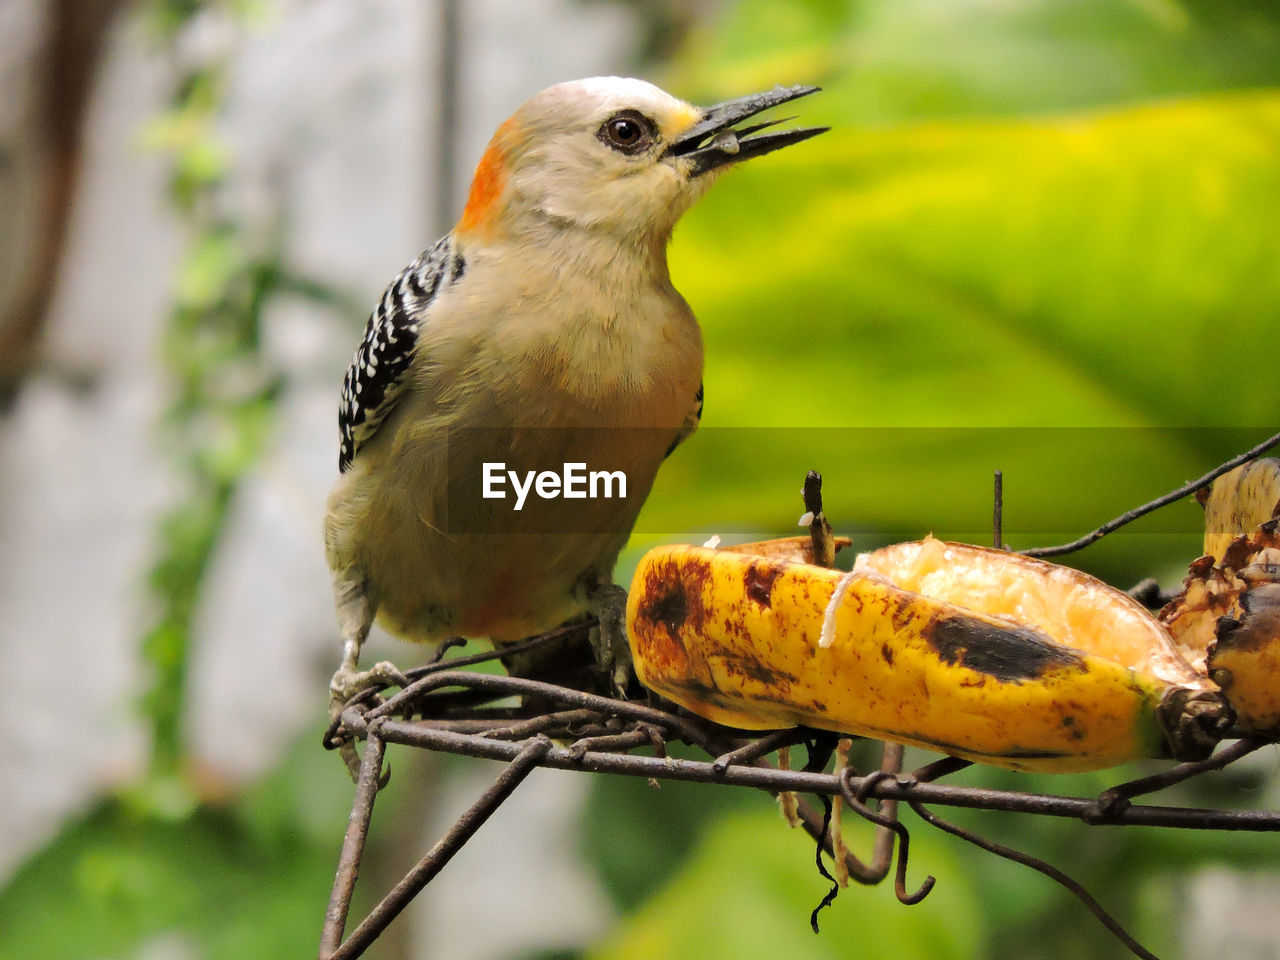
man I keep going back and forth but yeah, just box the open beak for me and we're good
[665,84,827,177]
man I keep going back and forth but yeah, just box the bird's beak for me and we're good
[665,84,827,177]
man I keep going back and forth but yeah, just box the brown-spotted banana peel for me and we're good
[628,536,1230,772]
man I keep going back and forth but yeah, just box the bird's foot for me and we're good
[328,658,409,714]
[327,656,408,782]
[589,582,633,697]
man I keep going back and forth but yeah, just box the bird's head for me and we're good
[456,77,825,247]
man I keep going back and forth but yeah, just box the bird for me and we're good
[324,76,826,736]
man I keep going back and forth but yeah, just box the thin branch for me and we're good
[909,801,1161,960]
[1021,428,1280,558]
[791,796,883,886]
[912,756,974,783]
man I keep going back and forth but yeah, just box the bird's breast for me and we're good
[436,253,704,429]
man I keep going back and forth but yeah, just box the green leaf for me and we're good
[631,90,1280,584]
[671,0,1280,123]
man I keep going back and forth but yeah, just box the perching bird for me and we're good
[325,77,825,724]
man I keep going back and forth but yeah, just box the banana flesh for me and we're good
[1159,457,1280,734]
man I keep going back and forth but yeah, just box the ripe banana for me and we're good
[1160,455,1280,735]
[1200,457,1280,563]
[628,536,1229,772]
[1207,570,1280,736]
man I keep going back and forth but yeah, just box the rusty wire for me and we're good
[329,670,1277,830]
[908,800,1163,960]
[1019,426,1280,559]
[318,433,1280,960]
[319,660,1280,960]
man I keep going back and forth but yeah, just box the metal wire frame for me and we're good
[318,661,1280,960]
[1019,427,1280,559]
[318,429,1280,959]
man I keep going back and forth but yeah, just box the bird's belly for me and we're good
[352,420,674,644]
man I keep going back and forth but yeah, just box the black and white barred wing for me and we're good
[338,235,465,472]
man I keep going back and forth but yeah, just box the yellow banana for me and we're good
[1200,457,1280,563]
[628,536,1228,772]
[1159,456,1280,735]
[717,534,851,564]
[1206,571,1280,736]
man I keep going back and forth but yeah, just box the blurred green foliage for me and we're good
[135,4,349,790]
[588,807,979,960]
[0,4,355,960]
[0,736,355,960]
[6,1,1280,959]
[639,86,1280,582]
[669,0,1280,121]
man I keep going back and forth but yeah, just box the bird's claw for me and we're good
[589,583,633,697]
[328,659,409,712]
[327,658,408,783]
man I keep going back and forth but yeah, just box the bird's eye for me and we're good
[598,111,655,155]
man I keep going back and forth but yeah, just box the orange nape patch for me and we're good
[457,117,518,237]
